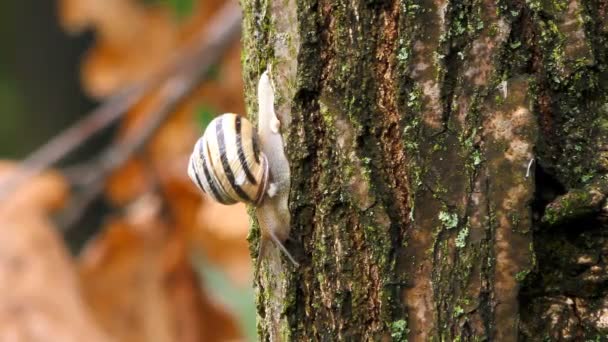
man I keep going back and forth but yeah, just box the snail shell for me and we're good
[188,113,269,206]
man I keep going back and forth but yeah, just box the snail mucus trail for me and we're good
[187,71,298,267]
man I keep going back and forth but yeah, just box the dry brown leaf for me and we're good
[0,161,69,216]
[0,162,109,341]
[58,0,236,98]
[78,211,243,342]
[156,156,253,286]
[194,200,252,285]
[0,216,109,342]
[59,0,179,97]
[105,157,154,206]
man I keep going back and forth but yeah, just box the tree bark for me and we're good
[240,0,608,340]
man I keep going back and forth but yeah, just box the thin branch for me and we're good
[0,84,146,200]
[58,2,243,229]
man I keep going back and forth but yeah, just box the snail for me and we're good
[187,70,298,267]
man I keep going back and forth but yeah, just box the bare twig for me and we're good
[0,85,146,200]
[0,1,242,202]
[59,2,243,229]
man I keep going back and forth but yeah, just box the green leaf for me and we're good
[142,0,195,20]
[168,0,195,19]
[195,104,217,130]
[206,63,221,81]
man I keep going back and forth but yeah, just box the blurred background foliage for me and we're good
[144,0,196,20]
[0,0,94,159]
[0,1,257,341]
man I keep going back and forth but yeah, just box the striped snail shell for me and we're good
[188,113,269,206]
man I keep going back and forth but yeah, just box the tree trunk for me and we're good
[240,0,608,340]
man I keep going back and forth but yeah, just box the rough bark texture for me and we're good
[240,0,608,340]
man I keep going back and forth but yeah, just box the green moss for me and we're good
[488,23,500,37]
[318,101,336,132]
[455,226,469,249]
[246,205,261,259]
[397,43,411,63]
[390,320,409,341]
[406,86,423,111]
[439,211,459,229]
[509,213,521,228]
[541,188,600,226]
[526,0,542,12]
[279,321,292,341]
[453,305,464,317]
[515,269,530,282]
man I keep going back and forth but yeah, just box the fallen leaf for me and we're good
[0,162,109,341]
[78,211,243,342]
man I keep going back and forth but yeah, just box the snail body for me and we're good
[187,70,297,267]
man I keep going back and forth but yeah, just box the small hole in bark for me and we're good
[531,164,567,229]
